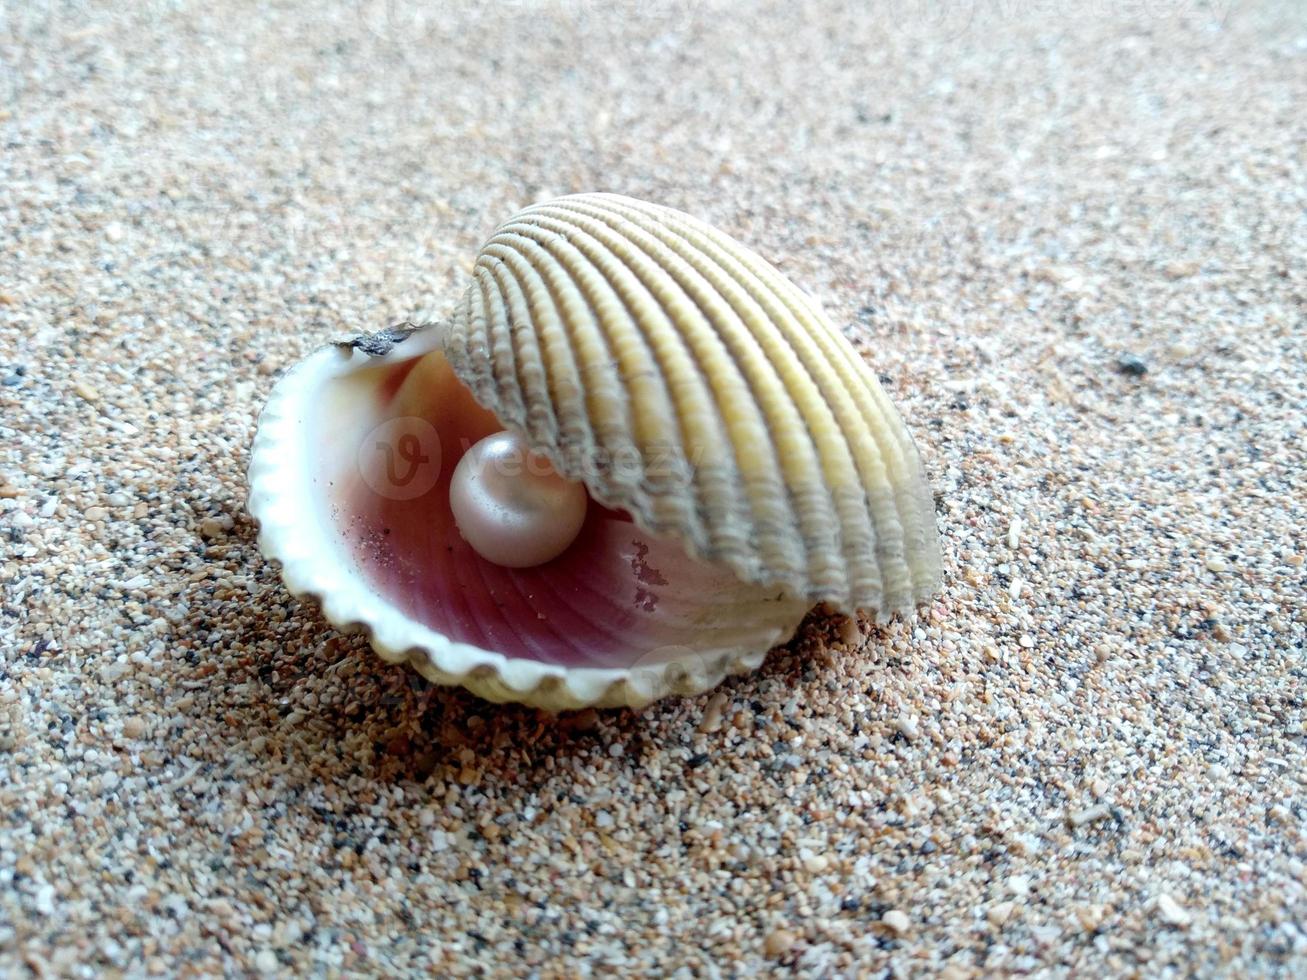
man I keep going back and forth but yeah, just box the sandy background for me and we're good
[2,0,1304,975]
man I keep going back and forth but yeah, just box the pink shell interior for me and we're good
[311,346,805,670]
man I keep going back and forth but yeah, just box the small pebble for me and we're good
[893,714,920,741]
[199,517,228,539]
[1075,904,1106,932]
[697,692,727,734]
[34,884,56,916]
[803,853,829,873]
[73,381,100,402]
[987,901,1015,927]
[764,928,796,958]
[1156,894,1192,928]
[254,949,278,973]
[882,909,911,935]
[568,708,599,731]
[1116,354,1149,376]
[1068,804,1113,827]
[836,615,860,647]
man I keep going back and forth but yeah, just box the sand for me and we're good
[2,0,1304,975]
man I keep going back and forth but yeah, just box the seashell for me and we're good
[247,193,942,710]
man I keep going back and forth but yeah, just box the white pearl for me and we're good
[449,431,588,568]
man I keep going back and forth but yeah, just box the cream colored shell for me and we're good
[442,193,942,615]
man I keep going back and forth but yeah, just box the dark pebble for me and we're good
[1116,354,1148,376]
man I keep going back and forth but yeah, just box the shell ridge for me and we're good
[506,207,759,571]
[569,198,888,603]
[522,203,812,589]
[849,371,945,603]
[443,287,474,381]
[465,264,525,423]
[494,230,620,468]
[484,240,594,463]
[634,208,905,606]
[709,235,937,606]
[456,267,555,473]
[481,254,561,447]
[640,200,933,608]
[489,228,689,527]
[546,198,848,593]
[500,216,713,546]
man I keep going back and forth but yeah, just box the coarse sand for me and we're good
[1,1,1304,975]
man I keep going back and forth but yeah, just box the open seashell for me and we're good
[247,194,942,710]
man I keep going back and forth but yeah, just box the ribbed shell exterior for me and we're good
[442,194,942,614]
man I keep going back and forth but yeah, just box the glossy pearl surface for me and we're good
[449,431,588,568]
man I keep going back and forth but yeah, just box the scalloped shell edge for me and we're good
[246,339,801,711]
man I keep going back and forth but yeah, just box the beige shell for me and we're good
[247,193,942,710]
[443,193,941,615]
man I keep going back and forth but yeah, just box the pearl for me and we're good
[449,431,588,568]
